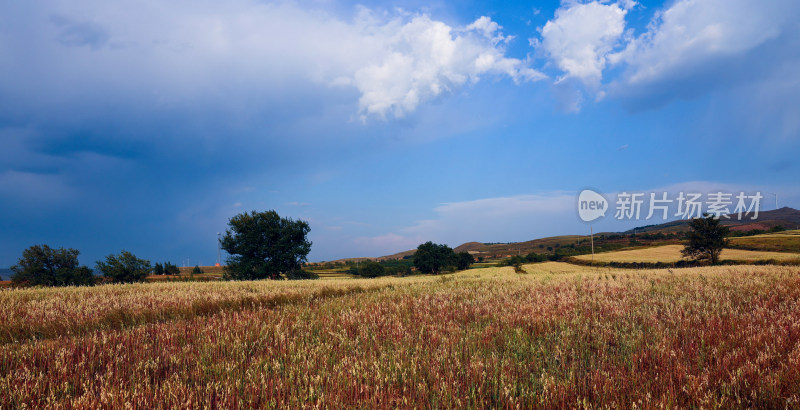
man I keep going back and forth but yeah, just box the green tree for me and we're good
[413,242,455,274]
[357,260,385,278]
[220,210,312,280]
[153,262,164,275]
[456,252,474,270]
[164,262,180,275]
[682,214,730,264]
[192,265,203,275]
[525,252,547,263]
[96,251,151,283]
[10,245,95,287]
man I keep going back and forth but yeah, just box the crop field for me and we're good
[574,244,800,264]
[1,264,799,408]
[729,230,800,253]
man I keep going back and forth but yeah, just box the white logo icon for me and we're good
[578,189,607,222]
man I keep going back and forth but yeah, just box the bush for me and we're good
[357,261,386,278]
[525,252,548,263]
[285,270,319,280]
[192,265,203,275]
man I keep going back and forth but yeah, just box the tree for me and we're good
[10,245,95,287]
[192,265,203,275]
[153,262,164,276]
[96,251,151,283]
[681,214,730,264]
[164,262,180,275]
[525,252,547,263]
[357,260,385,278]
[220,210,312,280]
[413,242,455,274]
[456,252,474,270]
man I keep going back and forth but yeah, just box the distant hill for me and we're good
[624,207,800,234]
[341,207,800,263]
[326,234,594,263]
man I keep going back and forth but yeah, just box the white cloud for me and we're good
[533,0,800,117]
[0,1,543,124]
[538,1,630,86]
[350,14,545,120]
[611,0,795,86]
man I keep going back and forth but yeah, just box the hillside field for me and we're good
[574,244,800,264]
[729,230,800,253]
[2,263,800,407]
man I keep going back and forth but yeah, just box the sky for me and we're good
[1,0,800,268]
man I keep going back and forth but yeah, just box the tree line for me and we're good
[8,246,186,287]
[7,210,740,287]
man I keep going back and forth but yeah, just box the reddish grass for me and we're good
[1,265,799,408]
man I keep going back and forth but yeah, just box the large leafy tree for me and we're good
[682,214,730,264]
[10,245,95,287]
[456,252,474,270]
[413,242,456,274]
[221,210,312,280]
[96,251,151,283]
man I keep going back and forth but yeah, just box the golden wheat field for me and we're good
[1,263,800,408]
[574,244,800,263]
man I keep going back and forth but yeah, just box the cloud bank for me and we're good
[0,1,543,123]
[534,0,800,111]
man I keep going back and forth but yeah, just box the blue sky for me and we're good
[1,0,799,268]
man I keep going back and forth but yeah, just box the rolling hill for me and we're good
[624,207,800,234]
[345,207,800,262]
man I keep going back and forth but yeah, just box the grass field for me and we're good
[2,263,799,407]
[729,230,800,253]
[574,244,800,264]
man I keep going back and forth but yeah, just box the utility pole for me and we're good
[216,232,221,267]
[590,225,594,265]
